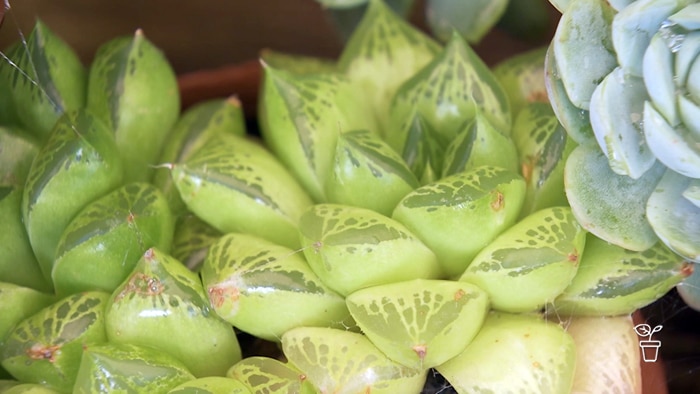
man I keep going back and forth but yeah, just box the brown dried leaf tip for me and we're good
[681,262,694,277]
[490,191,505,211]
[412,344,427,361]
[521,158,534,184]
[208,285,240,309]
[26,343,61,363]
[527,90,549,104]
[114,272,165,301]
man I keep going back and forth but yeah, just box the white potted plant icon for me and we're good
[634,323,663,362]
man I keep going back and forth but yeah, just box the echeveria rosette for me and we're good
[547,0,700,264]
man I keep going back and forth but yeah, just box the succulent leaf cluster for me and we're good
[0,1,692,393]
[546,0,700,309]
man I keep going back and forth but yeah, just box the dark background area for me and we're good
[0,0,343,74]
[0,0,557,74]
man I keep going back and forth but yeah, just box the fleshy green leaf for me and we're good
[201,232,350,342]
[552,0,617,110]
[493,46,548,118]
[281,327,427,394]
[346,279,489,370]
[437,312,576,393]
[1,292,109,392]
[299,203,442,296]
[512,102,576,217]
[0,21,86,141]
[643,33,679,125]
[553,233,692,315]
[325,129,418,216]
[392,166,525,278]
[52,182,174,296]
[258,67,371,201]
[644,101,700,178]
[87,29,180,183]
[612,0,682,77]
[0,283,55,343]
[73,343,194,394]
[228,356,317,394]
[396,112,442,184]
[153,97,246,215]
[461,207,586,312]
[106,248,242,377]
[589,67,655,179]
[683,179,700,208]
[172,133,312,249]
[0,186,51,292]
[647,170,700,262]
[338,0,440,136]
[441,113,519,178]
[1,383,61,393]
[167,377,251,394]
[0,126,39,186]
[544,44,596,146]
[388,31,510,154]
[22,109,124,282]
[673,31,700,85]
[170,213,222,272]
[564,144,663,251]
[260,49,336,74]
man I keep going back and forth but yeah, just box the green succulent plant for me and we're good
[0,0,694,392]
[545,0,700,309]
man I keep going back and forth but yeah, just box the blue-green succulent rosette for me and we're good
[546,0,700,268]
